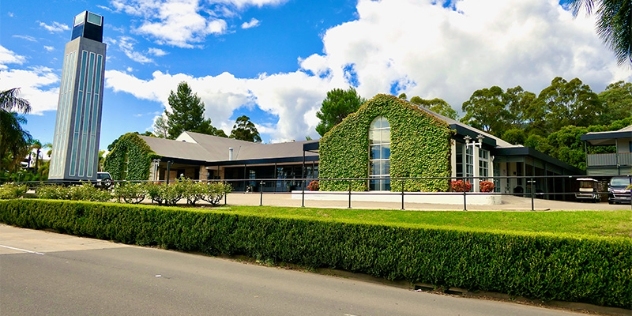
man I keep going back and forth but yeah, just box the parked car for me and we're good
[575,178,600,203]
[96,172,113,189]
[607,176,631,204]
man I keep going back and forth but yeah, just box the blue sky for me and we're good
[1,0,630,152]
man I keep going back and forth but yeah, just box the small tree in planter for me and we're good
[450,180,471,192]
[479,180,495,192]
[307,180,319,191]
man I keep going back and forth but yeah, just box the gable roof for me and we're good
[141,131,317,164]
[581,125,632,146]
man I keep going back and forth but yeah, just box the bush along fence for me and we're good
[0,179,231,206]
[0,199,630,308]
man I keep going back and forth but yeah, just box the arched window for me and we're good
[369,117,391,190]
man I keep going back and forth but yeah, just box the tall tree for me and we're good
[598,80,632,124]
[229,115,261,142]
[316,87,366,136]
[571,0,632,65]
[164,82,219,139]
[410,96,458,120]
[527,77,603,135]
[0,88,32,171]
[460,86,510,136]
[29,139,42,172]
[153,115,169,138]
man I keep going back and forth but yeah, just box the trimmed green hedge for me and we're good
[0,199,630,308]
[104,133,158,181]
[319,94,452,192]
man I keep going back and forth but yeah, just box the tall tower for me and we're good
[49,11,106,181]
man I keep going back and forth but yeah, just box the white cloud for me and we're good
[111,0,284,47]
[241,18,260,29]
[0,46,26,70]
[13,35,37,42]
[44,46,54,52]
[38,21,70,33]
[104,0,632,142]
[8,12,14,17]
[118,36,153,63]
[147,48,168,57]
[0,65,60,114]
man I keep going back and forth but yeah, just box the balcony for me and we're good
[587,152,632,167]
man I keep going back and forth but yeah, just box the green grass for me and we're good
[192,206,632,239]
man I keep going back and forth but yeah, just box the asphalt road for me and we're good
[0,225,585,316]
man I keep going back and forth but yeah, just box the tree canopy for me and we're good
[571,0,632,65]
[316,87,366,137]
[0,88,32,171]
[163,82,224,139]
[229,115,261,142]
[409,96,458,120]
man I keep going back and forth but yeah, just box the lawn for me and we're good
[198,206,632,239]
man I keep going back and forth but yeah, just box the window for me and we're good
[479,149,489,179]
[369,117,390,190]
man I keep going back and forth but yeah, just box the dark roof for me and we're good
[141,132,317,164]
[581,125,632,145]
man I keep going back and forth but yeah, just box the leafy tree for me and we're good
[410,96,458,120]
[0,88,32,171]
[460,86,510,136]
[98,150,106,171]
[571,0,632,65]
[164,82,221,139]
[152,115,169,138]
[527,77,603,135]
[316,87,366,136]
[229,115,261,142]
[598,80,632,124]
[29,139,42,172]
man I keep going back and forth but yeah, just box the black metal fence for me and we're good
[5,174,631,211]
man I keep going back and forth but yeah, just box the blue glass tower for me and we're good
[49,11,106,181]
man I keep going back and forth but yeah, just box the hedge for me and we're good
[0,199,630,308]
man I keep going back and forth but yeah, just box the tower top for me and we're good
[71,11,103,43]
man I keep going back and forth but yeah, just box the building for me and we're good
[106,95,582,200]
[49,11,106,181]
[581,125,632,177]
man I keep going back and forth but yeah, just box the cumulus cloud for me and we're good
[0,46,26,70]
[103,0,632,142]
[241,18,260,29]
[44,46,54,52]
[110,0,285,47]
[38,21,70,33]
[0,66,60,114]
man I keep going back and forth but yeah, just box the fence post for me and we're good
[348,179,352,209]
[463,190,467,211]
[401,178,404,210]
[260,181,264,206]
[301,178,305,207]
[224,180,227,205]
[530,177,535,211]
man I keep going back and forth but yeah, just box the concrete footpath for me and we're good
[214,192,632,211]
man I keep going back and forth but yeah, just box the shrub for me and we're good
[36,185,71,200]
[198,181,232,206]
[450,180,471,192]
[0,183,28,199]
[307,180,319,191]
[479,180,495,192]
[69,183,112,202]
[113,182,146,204]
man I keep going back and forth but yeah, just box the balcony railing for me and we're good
[587,152,632,167]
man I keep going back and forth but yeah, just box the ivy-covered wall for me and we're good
[104,133,158,180]
[319,94,452,192]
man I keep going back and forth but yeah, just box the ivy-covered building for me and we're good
[105,94,582,199]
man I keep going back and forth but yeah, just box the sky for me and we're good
[1,0,631,151]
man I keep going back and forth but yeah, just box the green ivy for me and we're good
[320,94,452,192]
[104,133,158,180]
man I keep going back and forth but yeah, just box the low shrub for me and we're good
[479,180,495,192]
[0,183,28,199]
[0,199,630,308]
[113,182,146,204]
[35,185,72,200]
[450,180,471,192]
[307,180,319,191]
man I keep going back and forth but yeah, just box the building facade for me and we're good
[49,11,106,181]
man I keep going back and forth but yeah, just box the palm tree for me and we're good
[571,0,632,65]
[0,88,32,171]
[30,139,42,172]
